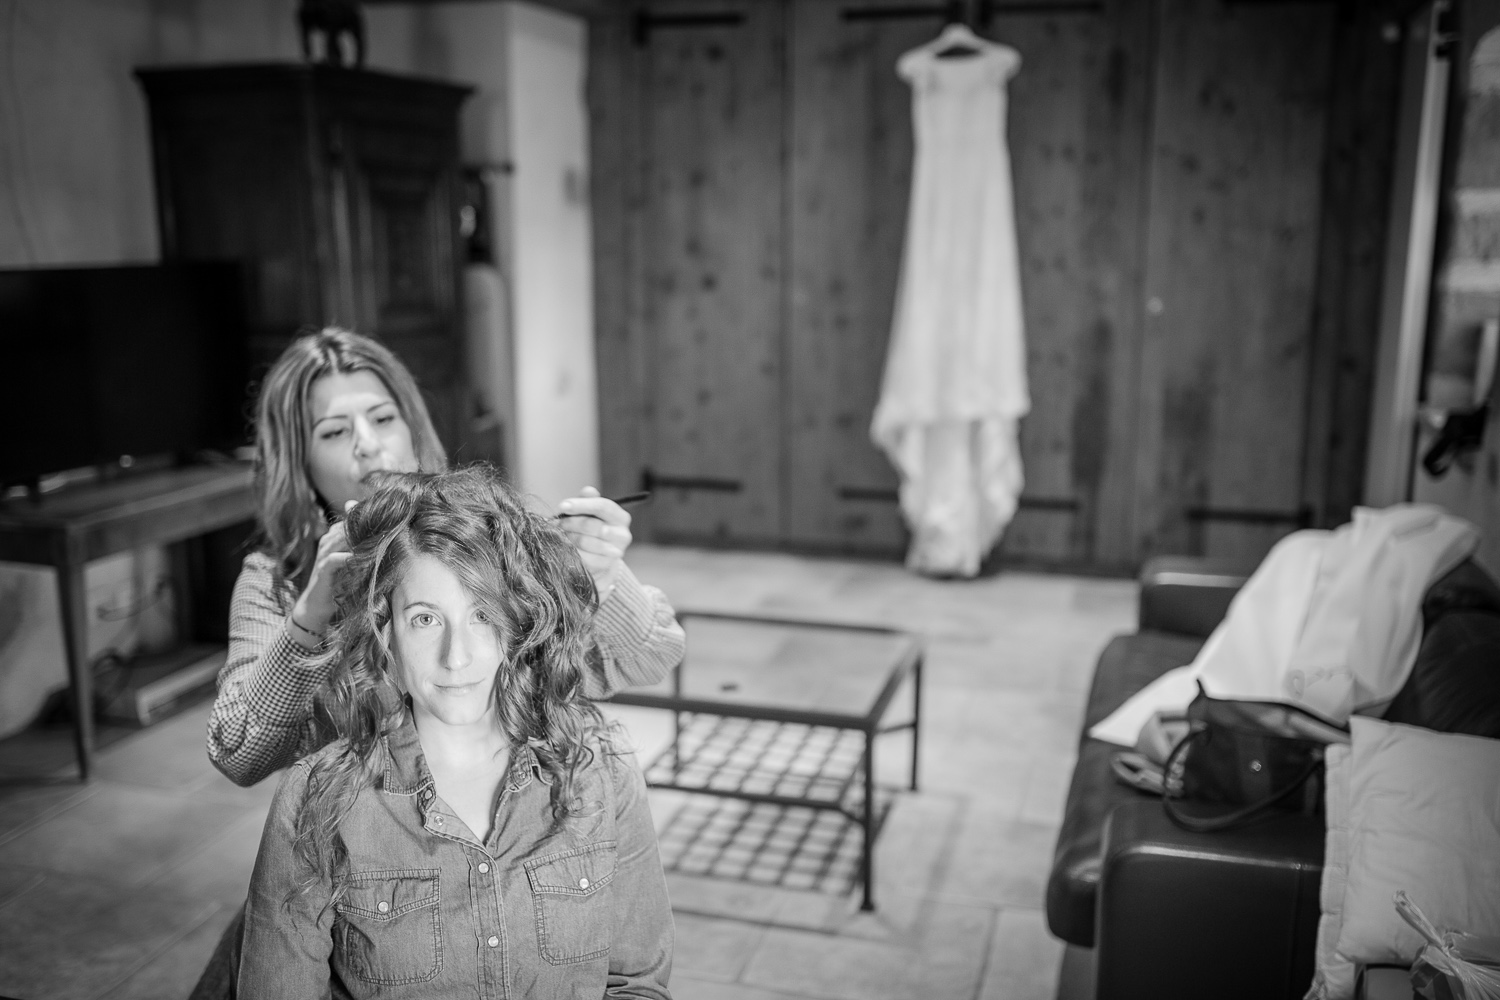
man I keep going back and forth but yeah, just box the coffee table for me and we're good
[607,611,924,910]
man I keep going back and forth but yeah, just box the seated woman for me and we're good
[239,467,674,999]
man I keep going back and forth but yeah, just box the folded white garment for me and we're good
[1088,664,1200,748]
[1088,504,1479,747]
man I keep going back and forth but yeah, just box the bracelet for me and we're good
[288,615,324,646]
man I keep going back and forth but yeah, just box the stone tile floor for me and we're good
[0,545,1135,999]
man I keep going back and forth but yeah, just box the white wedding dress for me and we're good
[871,24,1029,577]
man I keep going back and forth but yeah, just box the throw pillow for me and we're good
[1305,718,1500,1000]
[1308,741,1354,1000]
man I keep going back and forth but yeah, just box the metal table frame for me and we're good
[608,610,924,910]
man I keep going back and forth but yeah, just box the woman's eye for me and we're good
[411,612,437,628]
[375,412,396,426]
[319,427,347,441]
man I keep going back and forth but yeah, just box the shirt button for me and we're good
[579,877,589,889]
[377,901,390,914]
[487,935,500,948]
[478,862,490,874]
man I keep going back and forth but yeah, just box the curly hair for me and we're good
[251,327,447,596]
[291,465,603,886]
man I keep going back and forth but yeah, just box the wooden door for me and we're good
[985,4,1153,567]
[593,1,1357,568]
[632,0,787,545]
[783,2,1152,563]
[783,0,929,555]
[1134,0,1337,564]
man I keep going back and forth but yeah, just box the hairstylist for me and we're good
[207,327,684,788]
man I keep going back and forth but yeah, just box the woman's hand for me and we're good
[290,502,356,638]
[557,486,632,602]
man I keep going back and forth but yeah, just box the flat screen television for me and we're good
[0,262,251,485]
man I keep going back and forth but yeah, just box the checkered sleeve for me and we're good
[581,563,685,698]
[206,553,330,787]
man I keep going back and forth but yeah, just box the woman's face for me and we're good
[389,554,504,729]
[306,370,419,511]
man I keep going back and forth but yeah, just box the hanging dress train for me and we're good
[871,25,1030,577]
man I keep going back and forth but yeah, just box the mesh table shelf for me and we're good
[608,611,924,911]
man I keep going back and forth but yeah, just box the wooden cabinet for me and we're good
[592,1,1398,568]
[136,65,471,451]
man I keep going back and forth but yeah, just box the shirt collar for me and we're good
[379,708,543,797]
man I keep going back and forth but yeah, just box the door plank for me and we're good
[639,0,786,543]
[784,0,933,555]
[1135,0,1335,563]
[991,4,1152,567]
[591,7,649,504]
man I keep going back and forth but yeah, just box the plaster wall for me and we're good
[368,2,601,510]
[503,4,600,509]
[0,0,300,268]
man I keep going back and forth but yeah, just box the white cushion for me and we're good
[1306,718,1500,1000]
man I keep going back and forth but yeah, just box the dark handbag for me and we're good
[1162,681,1347,833]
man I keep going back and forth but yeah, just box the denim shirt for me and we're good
[239,712,674,999]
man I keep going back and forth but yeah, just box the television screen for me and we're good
[0,262,251,484]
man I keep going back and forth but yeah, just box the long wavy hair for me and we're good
[252,327,447,595]
[292,465,604,887]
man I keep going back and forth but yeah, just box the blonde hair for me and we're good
[252,328,447,592]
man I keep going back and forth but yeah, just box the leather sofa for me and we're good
[1045,554,1500,1000]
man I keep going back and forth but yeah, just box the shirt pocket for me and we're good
[333,869,443,986]
[524,841,618,965]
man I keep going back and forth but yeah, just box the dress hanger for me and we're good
[933,21,985,59]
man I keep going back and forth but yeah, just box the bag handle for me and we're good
[1160,726,1323,833]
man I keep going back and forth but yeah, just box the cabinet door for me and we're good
[333,107,467,453]
[634,0,787,544]
[139,76,328,370]
[1134,0,1336,564]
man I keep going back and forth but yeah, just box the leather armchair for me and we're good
[1096,802,1322,999]
[1047,553,1500,1000]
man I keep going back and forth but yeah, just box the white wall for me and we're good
[0,0,299,266]
[366,2,601,510]
[503,4,600,509]
[364,2,519,485]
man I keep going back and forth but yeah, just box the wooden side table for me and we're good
[0,463,256,780]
